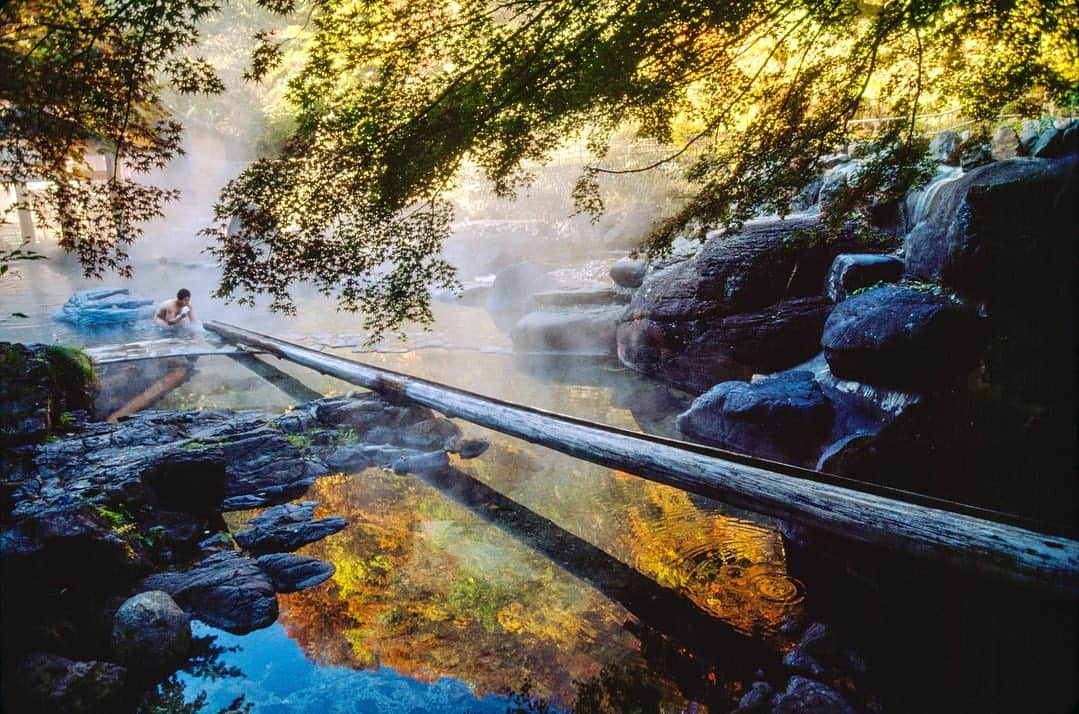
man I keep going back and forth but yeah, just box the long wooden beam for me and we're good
[205,320,1079,592]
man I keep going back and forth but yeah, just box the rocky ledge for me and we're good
[0,379,486,713]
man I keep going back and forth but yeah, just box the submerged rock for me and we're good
[486,261,561,331]
[771,676,855,714]
[110,590,191,670]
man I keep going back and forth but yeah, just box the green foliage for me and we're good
[286,432,312,452]
[0,239,47,281]
[849,278,941,297]
[205,0,1077,340]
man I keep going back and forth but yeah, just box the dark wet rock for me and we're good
[140,447,226,512]
[824,254,904,302]
[256,553,335,593]
[1030,123,1075,159]
[392,449,450,476]
[929,130,960,164]
[798,623,841,659]
[736,681,775,711]
[782,649,826,678]
[771,676,855,714]
[511,307,623,355]
[610,257,648,288]
[957,135,992,170]
[11,652,127,714]
[140,551,278,634]
[325,443,413,471]
[1,342,97,448]
[454,438,491,459]
[233,501,347,553]
[397,417,462,451]
[821,285,985,389]
[677,371,833,467]
[530,287,631,309]
[617,216,860,390]
[219,425,327,504]
[52,287,153,326]
[110,590,191,670]
[990,126,1022,160]
[486,261,561,331]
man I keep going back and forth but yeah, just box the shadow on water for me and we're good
[414,464,775,709]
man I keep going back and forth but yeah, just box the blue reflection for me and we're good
[176,621,522,713]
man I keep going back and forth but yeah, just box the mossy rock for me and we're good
[0,342,98,447]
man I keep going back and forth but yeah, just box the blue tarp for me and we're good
[52,288,154,326]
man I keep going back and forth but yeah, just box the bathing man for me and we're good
[154,288,196,327]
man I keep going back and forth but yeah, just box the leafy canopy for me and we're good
[208,0,1077,338]
[2,1,1076,338]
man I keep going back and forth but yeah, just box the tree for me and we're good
[207,0,1077,339]
[0,0,225,278]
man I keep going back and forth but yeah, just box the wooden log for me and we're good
[204,320,1079,592]
[105,365,191,423]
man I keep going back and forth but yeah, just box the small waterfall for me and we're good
[907,165,964,229]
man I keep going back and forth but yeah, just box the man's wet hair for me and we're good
[177,288,191,300]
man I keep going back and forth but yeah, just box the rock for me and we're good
[821,285,985,389]
[676,371,833,466]
[1031,125,1067,158]
[530,287,631,308]
[1,343,97,448]
[616,216,860,390]
[824,254,905,302]
[256,553,335,592]
[220,425,327,504]
[12,652,127,714]
[990,126,1021,160]
[621,294,833,393]
[610,257,648,288]
[929,130,960,164]
[957,136,992,170]
[139,447,226,512]
[1019,120,1041,153]
[454,438,490,459]
[771,676,855,714]
[510,307,623,355]
[325,443,412,471]
[736,681,775,711]
[233,501,347,553]
[52,287,153,325]
[798,623,841,658]
[904,155,1076,398]
[486,261,561,331]
[782,649,826,678]
[396,417,462,451]
[110,590,191,670]
[392,449,450,475]
[140,551,278,633]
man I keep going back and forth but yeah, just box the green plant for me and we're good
[336,426,358,443]
[286,433,312,453]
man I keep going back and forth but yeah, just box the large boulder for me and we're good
[824,254,905,302]
[140,551,278,633]
[821,285,985,389]
[676,371,834,467]
[990,126,1022,160]
[255,553,335,593]
[485,261,561,331]
[510,307,623,355]
[903,155,1077,400]
[610,257,648,288]
[110,590,191,670]
[617,215,860,390]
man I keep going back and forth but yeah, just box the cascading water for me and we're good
[906,164,964,230]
